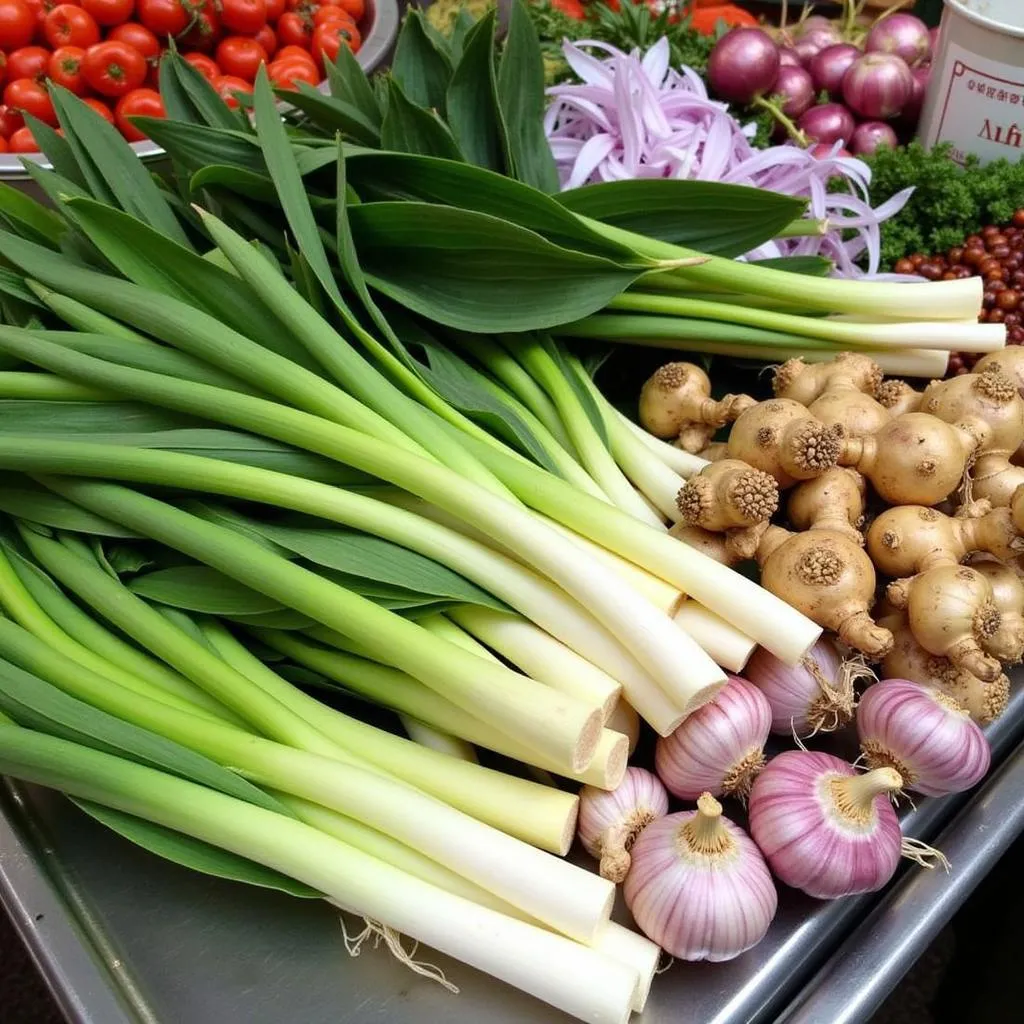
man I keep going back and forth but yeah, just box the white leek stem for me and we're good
[616,412,709,476]
[400,716,478,763]
[605,700,640,755]
[674,601,758,673]
[272,630,629,790]
[0,727,637,1024]
[447,606,621,722]
[284,799,659,1013]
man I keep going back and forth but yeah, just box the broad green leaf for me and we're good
[225,608,318,629]
[343,152,636,261]
[0,269,44,308]
[100,543,155,576]
[183,501,293,556]
[0,655,288,814]
[189,165,278,202]
[391,11,453,115]
[446,11,504,172]
[349,201,640,331]
[279,84,381,147]
[557,180,808,257]
[22,114,88,189]
[129,565,286,615]
[496,0,559,193]
[74,801,319,898]
[245,520,506,610]
[50,87,190,247]
[380,78,463,160]
[448,8,479,63]
[0,475,139,538]
[752,255,833,276]
[324,47,382,129]
[62,198,311,369]
[0,182,65,247]
[161,50,247,132]
[0,400,192,433]
[132,119,267,174]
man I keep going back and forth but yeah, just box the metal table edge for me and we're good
[0,782,138,1024]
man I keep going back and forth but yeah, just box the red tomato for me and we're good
[0,103,24,136]
[81,0,134,26]
[3,77,56,123]
[219,0,263,34]
[0,54,7,91]
[8,124,40,151]
[275,43,314,66]
[274,11,309,48]
[5,45,49,81]
[48,44,88,94]
[44,4,101,47]
[0,136,8,151]
[311,18,357,65]
[266,55,317,90]
[0,0,36,50]
[178,3,219,51]
[136,0,187,35]
[108,21,160,59]
[212,72,250,107]
[312,6,352,28]
[251,22,275,57]
[183,50,219,81]
[263,0,282,18]
[22,0,58,32]
[82,39,147,96]
[114,85,162,140]
[215,35,266,81]
[81,94,114,121]
[335,0,361,19]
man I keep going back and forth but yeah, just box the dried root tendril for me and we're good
[798,653,872,735]
[900,838,951,873]
[338,914,460,994]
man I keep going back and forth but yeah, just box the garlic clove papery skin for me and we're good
[623,796,778,962]
[856,679,991,797]
[654,676,771,801]
[748,750,902,900]
[578,767,670,883]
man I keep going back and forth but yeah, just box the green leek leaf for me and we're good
[0,400,192,433]
[278,84,381,147]
[445,11,504,172]
[132,119,266,174]
[128,565,286,615]
[557,179,808,257]
[496,0,559,193]
[448,8,479,63]
[391,10,453,115]
[752,255,833,276]
[223,608,318,630]
[0,182,65,247]
[50,87,189,247]
[21,114,86,189]
[349,201,639,331]
[380,77,463,160]
[74,801,319,898]
[0,269,45,308]
[189,164,279,201]
[162,50,247,132]
[323,48,382,129]
[0,475,139,538]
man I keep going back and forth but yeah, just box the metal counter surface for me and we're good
[2,682,1022,1024]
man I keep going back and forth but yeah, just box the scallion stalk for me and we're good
[613,413,709,478]
[399,717,479,763]
[0,724,639,1024]
[0,372,111,401]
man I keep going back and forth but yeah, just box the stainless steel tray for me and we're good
[3,681,1023,1024]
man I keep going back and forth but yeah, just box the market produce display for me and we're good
[0,0,365,151]
[0,2,1018,1022]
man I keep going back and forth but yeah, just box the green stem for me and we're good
[0,372,112,401]
[27,281,156,345]
[752,95,808,147]
[775,218,830,239]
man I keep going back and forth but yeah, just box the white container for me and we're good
[917,0,1024,166]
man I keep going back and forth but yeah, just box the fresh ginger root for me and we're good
[969,559,1024,663]
[838,412,977,507]
[787,468,866,543]
[756,525,893,658]
[726,398,845,488]
[879,611,1010,724]
[639,362,755,450]
[885,564,1003,682]
[676,459,780,559]
[865,502,1024,578]
[694,441,728,462]
[875,379,923,417]
[774,352,890,438]
[667,522,763,565]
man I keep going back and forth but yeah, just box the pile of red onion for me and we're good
[544,38,912,277]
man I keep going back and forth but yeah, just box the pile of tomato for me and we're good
[0,0,364,153]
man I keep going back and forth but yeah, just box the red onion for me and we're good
[810,142,852,159]
[708,28,781,104]
[850,120,899,156]
[794,15,837,38]
[929,26,940,54]
[809,43,862,96]
[793,28,842,69]
[778,46,802,68]
[798,102,856,145]
[772,64,816,119]
[748,751,903,899]
[865,13,932,68]
[901,65,930,124]
[578,767,670,882]
[856,679,991,796]
[655,676,771,801]
[842,52,914,120]
[624,795,777,961]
